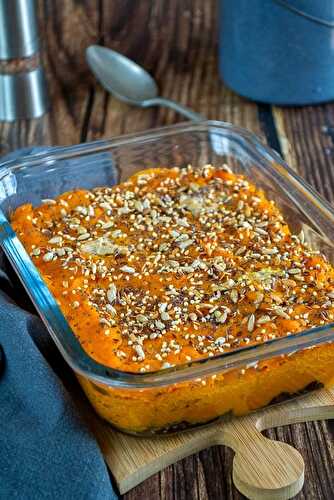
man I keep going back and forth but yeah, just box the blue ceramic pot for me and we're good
[219,0,334,105]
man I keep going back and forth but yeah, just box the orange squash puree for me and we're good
[10,164,334,433]
[78,345,334,432]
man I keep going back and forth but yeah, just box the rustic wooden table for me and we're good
[1,1,334,499]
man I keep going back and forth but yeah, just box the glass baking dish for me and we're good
[1,120,334,435]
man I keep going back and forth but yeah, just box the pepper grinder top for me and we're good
[0,0,39,59]
[0,0,48,121]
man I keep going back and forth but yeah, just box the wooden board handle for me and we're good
[90,388,334,497]
[218,420,304,499]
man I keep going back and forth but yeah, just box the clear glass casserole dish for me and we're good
[1,120,334,435]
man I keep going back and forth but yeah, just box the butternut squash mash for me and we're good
[11,165,334,433]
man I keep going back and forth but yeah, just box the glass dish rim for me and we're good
[1,119,334,389]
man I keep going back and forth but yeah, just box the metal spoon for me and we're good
[86,45,203,121]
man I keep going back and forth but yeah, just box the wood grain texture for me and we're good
[86,388,334,499]
[93,390,332,497]
[1,1,334,499]
[84,0,263,143]
[272,105,334,204]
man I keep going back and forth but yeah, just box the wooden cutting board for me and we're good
[86,388,334,499]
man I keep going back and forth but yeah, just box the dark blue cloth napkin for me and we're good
[0,149,118,500]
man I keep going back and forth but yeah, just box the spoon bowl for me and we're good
[86,45,203,121]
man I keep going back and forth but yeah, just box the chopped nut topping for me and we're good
[43,252,54,262]
[11,164,334,373]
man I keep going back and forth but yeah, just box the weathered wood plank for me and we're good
[85,0,263,142]
[270,103,334,500]
[39,0,101,146]
[272,105,334,203]
[0,0,100,155]
[0,116,51,155]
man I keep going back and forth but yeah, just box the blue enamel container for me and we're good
[219,0,334,105]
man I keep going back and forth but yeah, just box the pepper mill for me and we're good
[0,0,48,121]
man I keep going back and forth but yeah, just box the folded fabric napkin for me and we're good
[0,148,117,500]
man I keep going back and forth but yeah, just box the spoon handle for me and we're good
[143,97,204,121]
